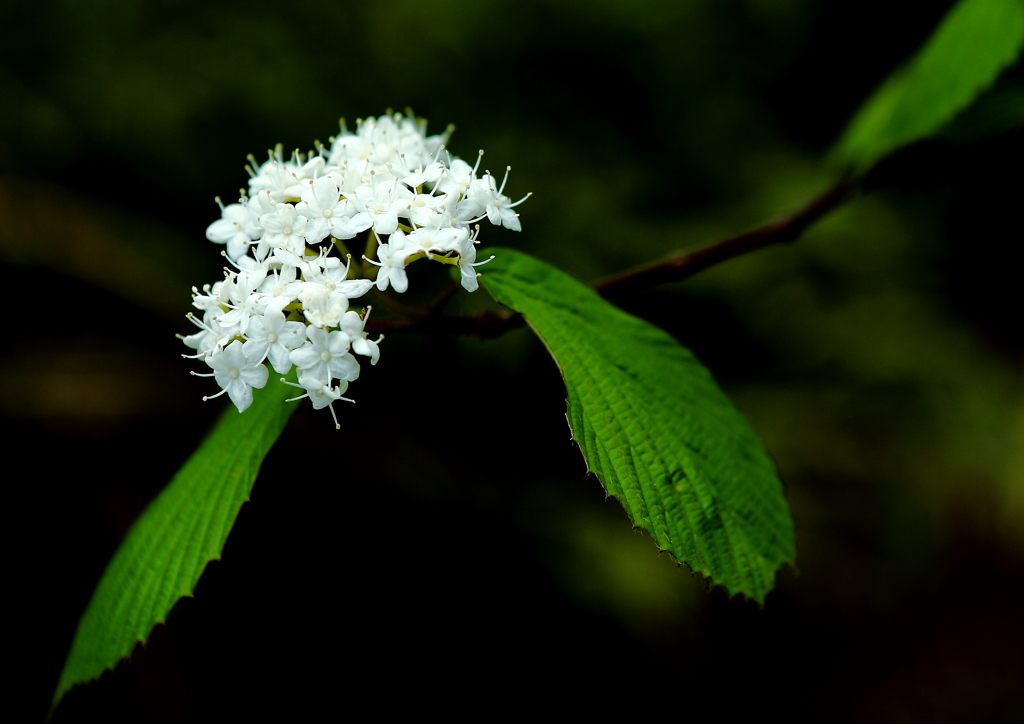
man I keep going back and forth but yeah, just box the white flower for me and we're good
[257,263,303,307]
[298,286,350,329]
[457,253,495,293]
[248,158,305,203]
[190,282,226,313]
[301,253,373,300]
[289,326,360,383]
[242,308,306,374]
[234,254,275,282]
[406,190,450,227]
[328,129,374,172]
[437,154,482,198]
[291,153,326,184]
[365,230,412,293]
[281,374,354,429]
[206,199,261,261]
[196,340,269,413]
[403,159,446,189]
[407,220,469,257]
[213,272,265,335]
[181,310,238,356]
[296,177,372,244]
[453,230,495,292]
[349,179,411,236]
[325,164,364,195]
[340,308,382,365]
[188,111,529,419]
[259,204,308,258]
[228,270,268,301]
[458,168,529,230]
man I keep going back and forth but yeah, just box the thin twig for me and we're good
[366,180,856,337]
[592,180,856,300]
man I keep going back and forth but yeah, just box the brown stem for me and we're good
[365,180,856,337]
[593,180,856,300]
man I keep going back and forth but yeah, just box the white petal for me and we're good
[227,380,254,413]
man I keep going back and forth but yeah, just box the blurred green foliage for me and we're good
[834,0,1024,170]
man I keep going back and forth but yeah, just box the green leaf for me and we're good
[482,249,795,602]
[834,0,1024,171]
[939,79,1024,143]
[52,379,295,713]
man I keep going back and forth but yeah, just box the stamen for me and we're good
[508,192,532,208]
[469,255,497,268]
[185,313,212,332]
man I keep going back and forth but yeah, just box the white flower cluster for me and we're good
[182,112,528,426]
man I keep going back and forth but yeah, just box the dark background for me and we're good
[3,1,1022,721]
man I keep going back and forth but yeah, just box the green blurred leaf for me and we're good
[940,79,1024,142]
[52,380,295,713]
[834,0,1024,171]
[482,249,795,601]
